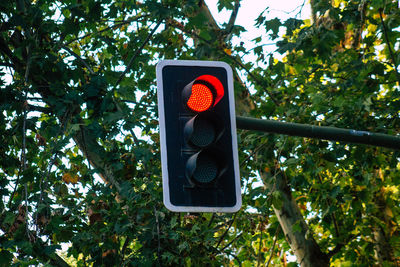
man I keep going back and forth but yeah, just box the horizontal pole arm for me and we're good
[236,116,400,150]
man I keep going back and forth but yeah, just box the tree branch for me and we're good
[216,247,242,267]
[379,8,400,85]
[64,15,149,46]
[198,0,221,31]
[215,213,237,249]
[61,45,95,75]
[221,233,242,251]
[121,99,156,108]
[327,234,356,258]
[266,227,280,267]
[223,50,279,106]
[0,62,15,68]
[317,173,340,238]
[27,104,51,113]
[115,19,163,86]
[154,206,161,266]
[33,239,71,267]
[0,214,70,267]
[225,0,240,36]
[257,227,263,267]
[36,109,71,235]
[120,236,130,263]
[0,35,23,70]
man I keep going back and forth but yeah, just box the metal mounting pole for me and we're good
[236,116,400,150]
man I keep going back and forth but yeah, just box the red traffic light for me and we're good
[184,75,224,113]
[156,60,241,213]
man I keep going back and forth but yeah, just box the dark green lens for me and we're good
[192,154,218,184]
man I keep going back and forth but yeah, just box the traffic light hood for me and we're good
[183,75,224,113]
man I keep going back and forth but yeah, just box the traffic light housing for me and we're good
[156,60,241,213]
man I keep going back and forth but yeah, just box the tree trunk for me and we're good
[261,170,329,267]
[73,124,121,192]
[373,190,397,265]
[373,226,394,265]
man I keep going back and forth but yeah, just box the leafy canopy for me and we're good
[0,0,399,266]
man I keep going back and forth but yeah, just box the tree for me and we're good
[0,0,399,266]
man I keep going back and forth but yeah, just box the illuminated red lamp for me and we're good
[184,75,224,113]
[187,83,214,112]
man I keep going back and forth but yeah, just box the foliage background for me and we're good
[0,0,399,266]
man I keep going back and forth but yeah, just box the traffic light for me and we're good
[156,60,241,213]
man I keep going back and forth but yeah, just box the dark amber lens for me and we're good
[189,118,215,147]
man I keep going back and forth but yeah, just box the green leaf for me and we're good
[272,191,283,210]
[217,0,235,12]
[170,216,178,228]
[191,224,201,233]
[284,18,303,36]
[265,18,281,39]
[0,250,13,267]
[3,212,15,225]
[20,241,33,255]
[198,30,212,41]
[285,157,300,166]
[252,36,262,43]
[177,241,189,252]
[103,110,124,124]
[292,220,302,233]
